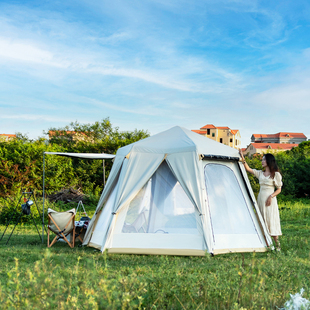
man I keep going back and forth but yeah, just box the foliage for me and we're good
[0,119,149,200]
[0,200,309,309]
[0,138,62,197]
[45,118,149,151]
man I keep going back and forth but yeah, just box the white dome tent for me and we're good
[83,126,272,255]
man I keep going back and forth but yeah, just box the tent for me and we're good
[83,126,272,255]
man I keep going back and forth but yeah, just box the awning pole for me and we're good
[103,159,105,187]
[42,152,45,243]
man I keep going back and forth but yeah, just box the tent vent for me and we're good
[202,154,239,161]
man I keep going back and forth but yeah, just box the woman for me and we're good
[239,150,282,250]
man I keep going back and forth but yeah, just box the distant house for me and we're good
[192,124,241,149]
[240,147,247,155]
[48,130,93,143]
[244,143,298,156]
[0,134,16,141]
[251,132,307,145]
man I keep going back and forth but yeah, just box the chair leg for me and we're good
[47,217,51,247]
[60,232,74,248]
[49,235,60,247]
[76,227,84,243]
[72,217,75,248]
[47,215,60,248]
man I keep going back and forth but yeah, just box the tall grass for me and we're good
[0,200,309,309]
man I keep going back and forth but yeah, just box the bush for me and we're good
[245,141,310,199]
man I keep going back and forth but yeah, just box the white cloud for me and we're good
[0,113,72,123]
[0,38,51,63]
[0,2,247,93]
[1,0,310,143]
[252,84,310,111]
[0,33,243,94]
[94,32,132,45]
[83,97,168,116]
[169,102,192,109]
[0,37,70,68]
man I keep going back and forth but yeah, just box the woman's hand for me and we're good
[239,149,254,175]
[266,195,272,207]
[239,149,244,161]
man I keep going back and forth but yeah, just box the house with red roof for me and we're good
[244,143,298,156]
[251,132,307,144]
[0,134,16,141]
[48,130,93,142]
[192,124,241,149]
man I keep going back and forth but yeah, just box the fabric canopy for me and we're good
[44,152,115,159]
[42,151,115,243]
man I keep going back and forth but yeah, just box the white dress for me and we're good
[253,169,282,236]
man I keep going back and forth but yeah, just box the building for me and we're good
[48,130,94,143]
[0,134,16,141]
[243,143,298,156]
[251,132,307,145]
[192,124,241,149]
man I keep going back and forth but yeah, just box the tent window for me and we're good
[122,181,151,233]
[204,163,256,236]
[122,161,199,235]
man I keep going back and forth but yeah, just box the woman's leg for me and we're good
[272,235,280,250]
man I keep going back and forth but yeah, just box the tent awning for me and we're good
[42,151,115,243]
[44,152,115,160]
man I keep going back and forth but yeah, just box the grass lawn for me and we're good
[0,199,310,309]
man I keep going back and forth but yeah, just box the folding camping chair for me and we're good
[47,208,76,248]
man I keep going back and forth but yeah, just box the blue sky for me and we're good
[0,0,310,147]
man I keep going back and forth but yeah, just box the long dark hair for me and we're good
[264,153,279,178]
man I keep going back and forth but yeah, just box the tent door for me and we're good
[107,161,205,255]
[204,162,266,253]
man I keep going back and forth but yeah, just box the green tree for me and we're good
[0,119,149,198]
[45,118,149,149]
[44,118,150,193]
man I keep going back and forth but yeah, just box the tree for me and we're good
[43,118,150,194]
[45,118,149,148]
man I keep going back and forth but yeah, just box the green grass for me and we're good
[0,200,310,309]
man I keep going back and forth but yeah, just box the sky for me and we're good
[0,0,310,147]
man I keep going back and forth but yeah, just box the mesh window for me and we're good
[204,164,256,235]
[122,161,199,234]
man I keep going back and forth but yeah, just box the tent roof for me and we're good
[117,126,239,157]
[44,152,115,160]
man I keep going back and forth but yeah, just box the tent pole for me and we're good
[103,159,105,187]
[42,152,45,243]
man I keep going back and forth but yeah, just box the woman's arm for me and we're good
[266,187,281,207]
[239,149,254,175]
